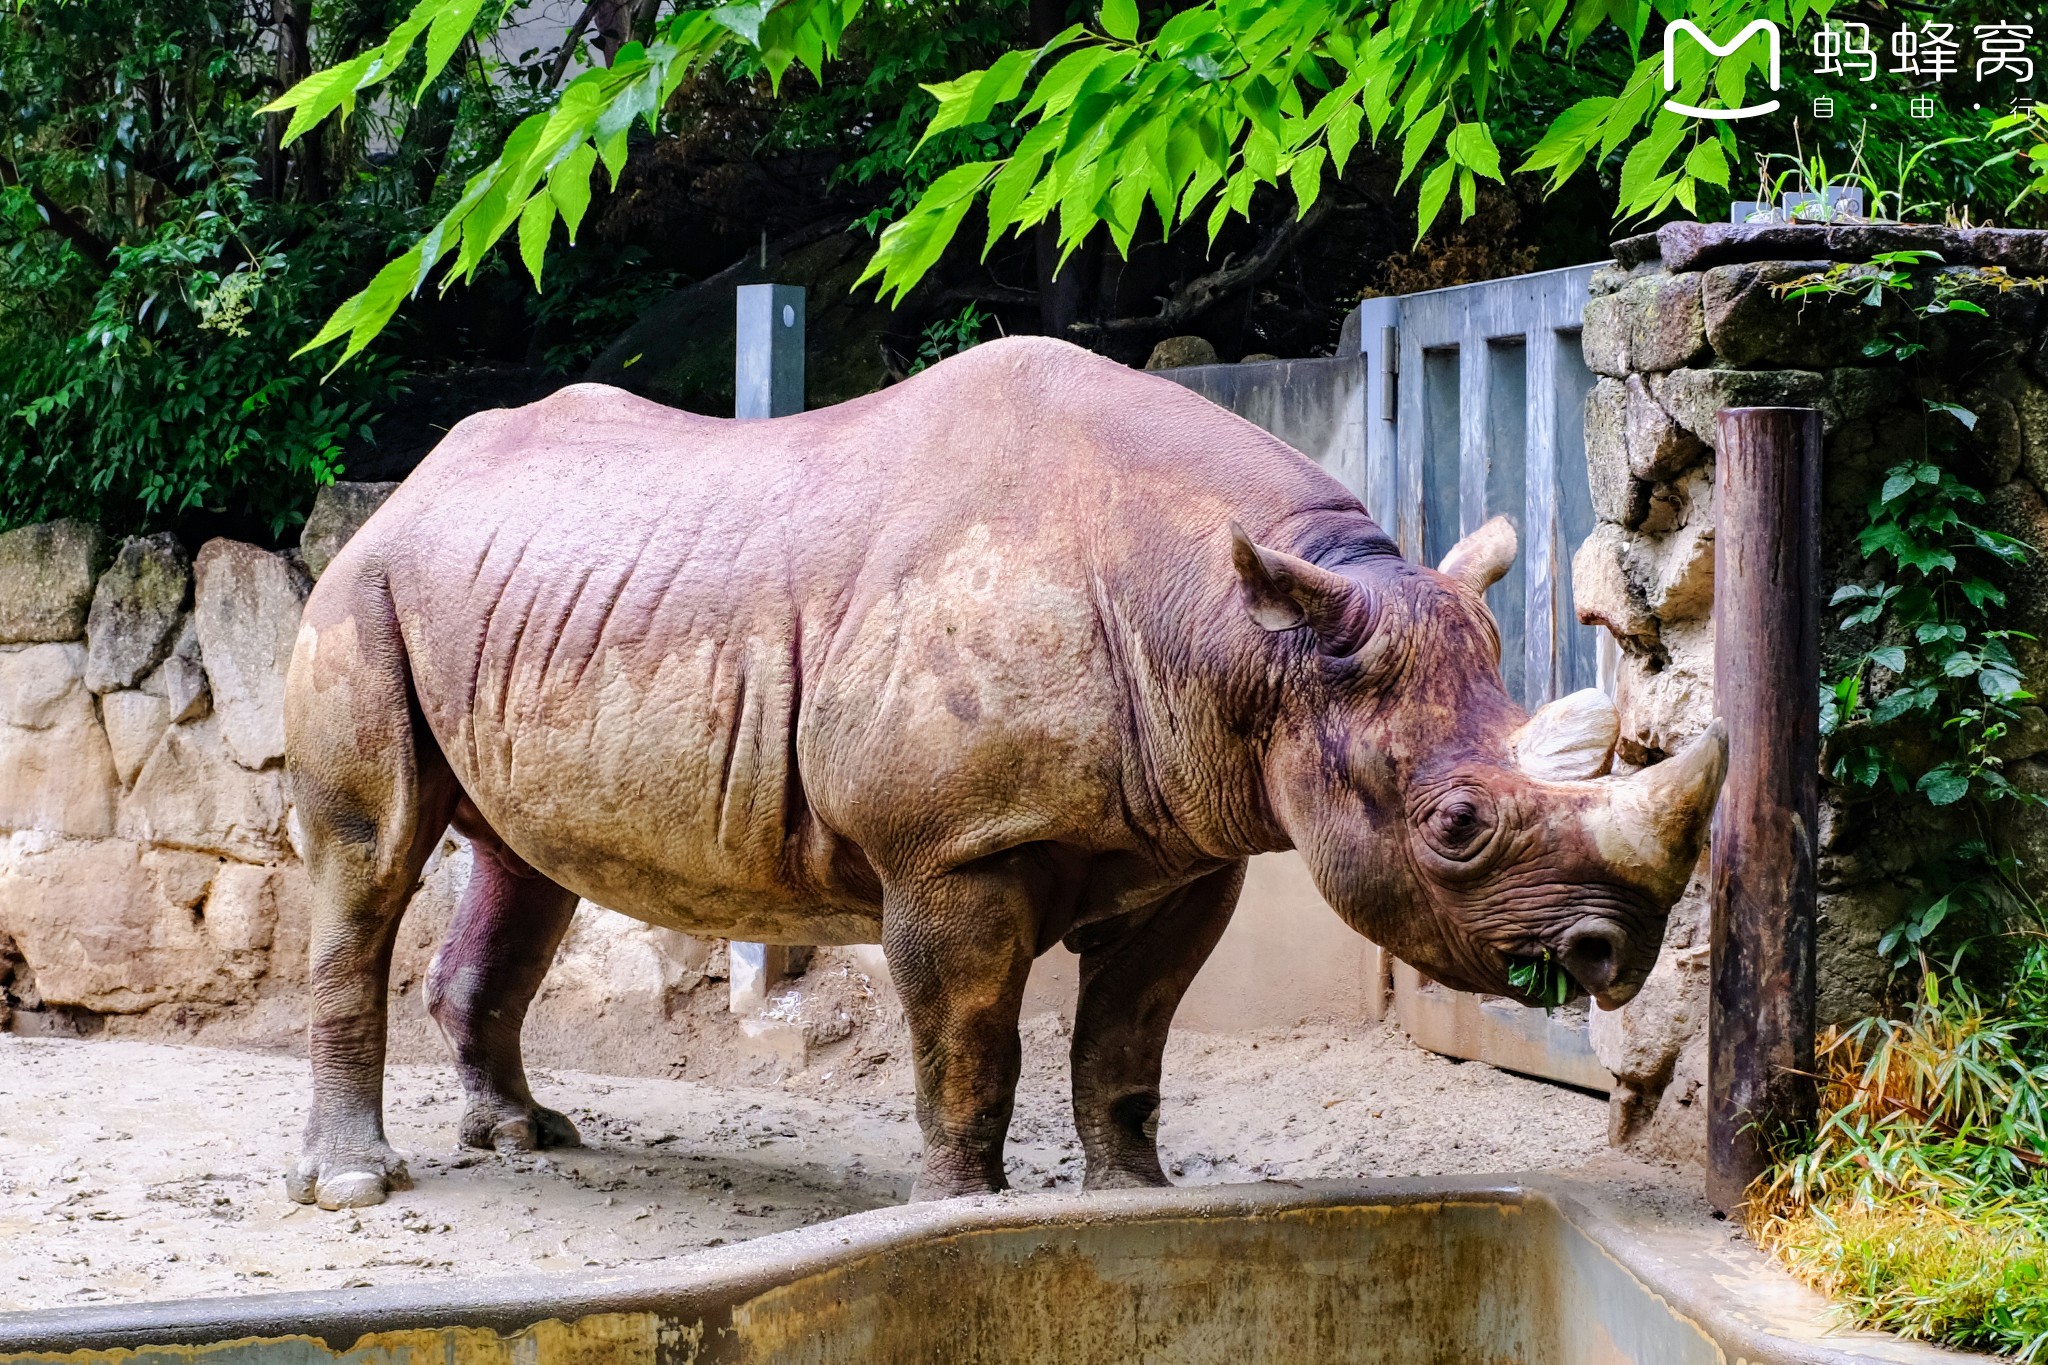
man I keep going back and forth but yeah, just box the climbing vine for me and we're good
[1776,255,2047,977]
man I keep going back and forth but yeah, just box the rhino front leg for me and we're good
[426,821,582,1153]
[881,862,1039,1201]
[1069,861,1244,1189]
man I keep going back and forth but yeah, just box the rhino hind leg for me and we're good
[881,856,1041,1201]
[285,573,461,1210]
[426,818,582,1153]
[1068,861,1244,1189]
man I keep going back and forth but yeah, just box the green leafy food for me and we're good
[1506,951,1573,1009]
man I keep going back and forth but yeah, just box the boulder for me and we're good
[1995,704,2048,764]
[1613,628,1715,759]
[0,643,119,837]
[1626,272,1708,373]
[1144,336,1219,370]
[1580,291,1631,378]
[192,540,307,769]
[0,521,105,645]
[1649,368,1826,447]
[1572,525,1658,650]
[300,482,400,579]
[1626,521,1715,624]
[2018,380,2048,493]
[1584,379,1651,527]
[543,905,717,1021]
[1987,480,2048,624]
[119,714,291,862]
[101,689,172,786]
[1702,261,1896,367]
[152,617,212,724]
[1622,375,1706,482]
[83,534,190,693]
[202,861,282,958]
[0,834,236,1012]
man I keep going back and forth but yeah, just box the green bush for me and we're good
[0,0,418,538]
[1753,950,2048,1358]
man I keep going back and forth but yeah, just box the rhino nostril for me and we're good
[1559,923,1624,993]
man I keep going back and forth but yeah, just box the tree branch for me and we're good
[1069,197,1331,335]
[544,0,605,91]
[0,156,113,273]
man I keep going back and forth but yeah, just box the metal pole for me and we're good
[731,285,805,1015]
[1708,405,1820,1215]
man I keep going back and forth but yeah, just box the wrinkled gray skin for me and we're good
[283,337,1726,1211]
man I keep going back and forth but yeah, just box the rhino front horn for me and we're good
[1592,719,1730,901]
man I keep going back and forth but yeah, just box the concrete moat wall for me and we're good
[0,491,1383,1077]
[1575,221,2048,1160]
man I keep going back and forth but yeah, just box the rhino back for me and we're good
[337,338,1376,933]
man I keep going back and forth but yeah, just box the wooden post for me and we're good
[1708,406,1821,1215]
[731,285,806,1015]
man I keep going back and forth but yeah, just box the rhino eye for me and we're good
[1422,788,1496,861]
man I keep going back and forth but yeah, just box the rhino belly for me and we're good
[429,609,882,945]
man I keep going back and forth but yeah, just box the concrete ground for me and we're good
[0,1019,1609,1310]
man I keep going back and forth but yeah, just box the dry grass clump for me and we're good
[1747,957,2048,1359]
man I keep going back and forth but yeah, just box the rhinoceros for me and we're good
[283,336,1725,1210]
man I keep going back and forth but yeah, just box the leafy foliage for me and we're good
[0,0,412,535]
[1751,956,2048,1359]
[273,0,1912,361]
[904,302,990,373]
[1789,259,2048,972]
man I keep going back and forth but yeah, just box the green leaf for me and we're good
[1918,767,1971,806]
[549,146,597,242]
[1413,160,1455,241]
[1100,0,1138,42]
[1445,122,1502,181]
[1326,98,1363,176]
[1882,470,1920,504]
[1399,102,1448,188]
[1682,138,1728,189]
[1869,645,1907,674]
[1288,146,1325,218]
[517,189,553,291]
[1927,400,1979,430]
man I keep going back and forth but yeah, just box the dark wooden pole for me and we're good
[1708,406,1821,1215]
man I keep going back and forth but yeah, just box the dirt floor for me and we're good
[0,1018,1610,1312]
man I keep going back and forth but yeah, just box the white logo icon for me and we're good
[1663,19,1783,120]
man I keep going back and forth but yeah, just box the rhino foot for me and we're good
[287,1143,412,1210]
[458,1102,582,1153]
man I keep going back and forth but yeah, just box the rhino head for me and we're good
[1230,516,1726,1009]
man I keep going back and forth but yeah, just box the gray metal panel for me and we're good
[735,283,805,418]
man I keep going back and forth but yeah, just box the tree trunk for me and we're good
[267,0,319,200]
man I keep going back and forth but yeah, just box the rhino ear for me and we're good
[1229,522,1365,645]
[1438,516,1518,596]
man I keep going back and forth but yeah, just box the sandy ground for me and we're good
[0,1019,1608,1311]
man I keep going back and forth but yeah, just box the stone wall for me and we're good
[1573,221,2048,1161]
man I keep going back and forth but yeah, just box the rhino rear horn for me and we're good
[1438,516,1518,596]
[1229,522,1365,646]
[1515,688,1620,782]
